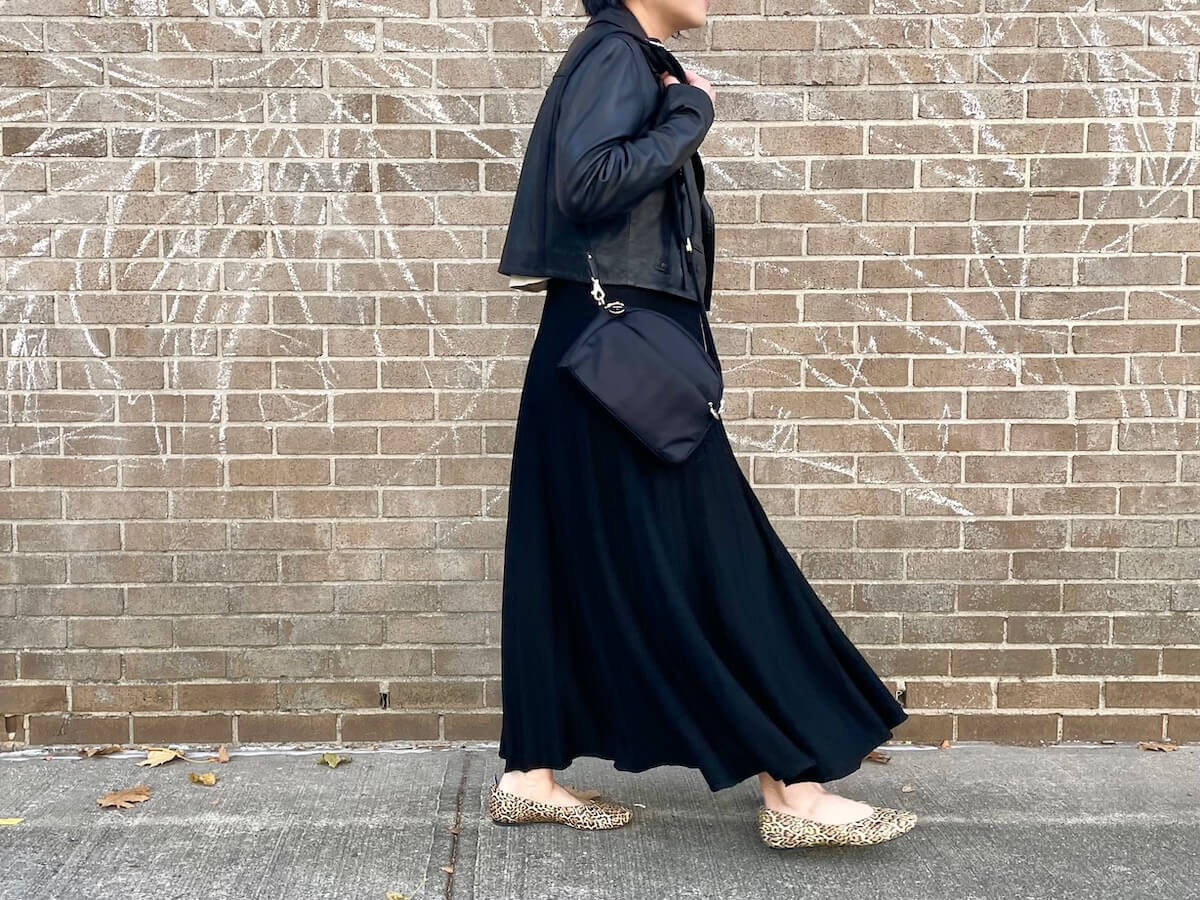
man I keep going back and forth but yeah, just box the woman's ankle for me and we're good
[758,773,824,812]
[497,767,556,790]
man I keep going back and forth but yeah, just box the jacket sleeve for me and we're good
[553,36,715,223]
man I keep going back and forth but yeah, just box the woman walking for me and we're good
[490,0,917,849]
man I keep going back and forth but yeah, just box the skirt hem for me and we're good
[499,713,906,794]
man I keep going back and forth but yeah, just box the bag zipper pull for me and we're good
[585,249,624,314]
[585,250,606,305]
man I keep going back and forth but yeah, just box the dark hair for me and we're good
[582,0,687,40]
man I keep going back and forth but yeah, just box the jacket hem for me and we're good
[499,263,704,307]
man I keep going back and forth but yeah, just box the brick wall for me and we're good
[2,0,1199,751]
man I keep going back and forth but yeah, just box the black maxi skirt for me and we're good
[497,276,908,793]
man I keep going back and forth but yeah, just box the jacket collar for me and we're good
[585,3,683,83]
[586,2,661,46]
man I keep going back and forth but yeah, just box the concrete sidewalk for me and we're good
[2,741,1196,899]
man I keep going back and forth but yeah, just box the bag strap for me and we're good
[553,26,707,323]
[566,34,691,313]
[553,26,650,312]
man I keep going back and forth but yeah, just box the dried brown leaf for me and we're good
[865,750,891,763]
[317,752,351,768]
[938,739,952,749]
[188,772,217,786]
[79,745,123,758]
[97,784,151,809]
[1137,740,1178,752]
[136,747,187,768]
[440,865,454,874]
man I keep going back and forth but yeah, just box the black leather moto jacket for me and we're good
[496,4,717,310]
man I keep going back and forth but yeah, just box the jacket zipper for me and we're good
[676,169,708,355]
[684,235,708,354]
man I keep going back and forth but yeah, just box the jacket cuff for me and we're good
[664,81,715,130]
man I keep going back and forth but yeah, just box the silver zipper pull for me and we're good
[589,276,606,305]
[685,236,692,252]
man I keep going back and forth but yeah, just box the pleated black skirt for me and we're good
[497,276,908,793]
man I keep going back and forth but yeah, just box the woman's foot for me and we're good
[488,769,633,830]
[497,768,588,808]
[758,774,875,824]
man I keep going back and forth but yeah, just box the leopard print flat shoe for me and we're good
[486,774,633,830]
[757,803,917,849]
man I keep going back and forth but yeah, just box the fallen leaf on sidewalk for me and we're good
[188,772,217,786]
[79,745,123,758]
[317,752,351,768]
[208,745,230,764]
[440,865,454,874]
[938,739,952,749]
[900,785,915,793]
[385,893,410,900]
[865,750,891,763]
[136,747,188,768]
[1137,741,1178,752]
[0,818,24,825]
[97,785,151,809]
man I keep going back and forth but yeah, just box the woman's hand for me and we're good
[660,69,716,112]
